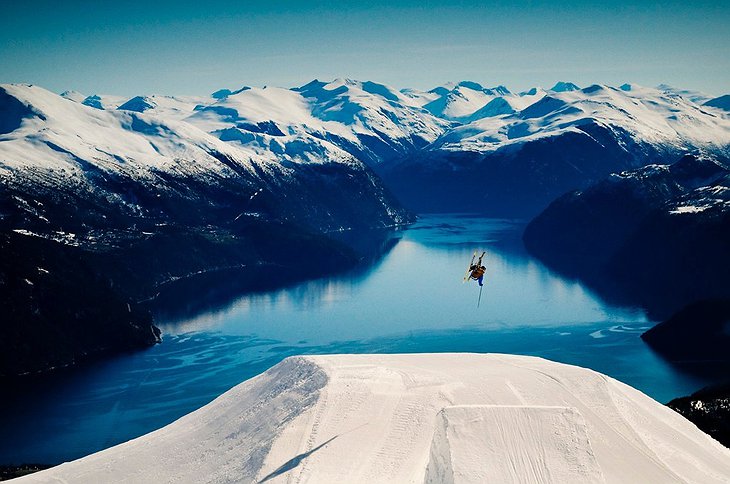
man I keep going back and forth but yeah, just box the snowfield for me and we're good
[18,354,730,483]
[1,83,413,234]
[429,83,730,155]
[47,78,730,171]
[7,80,728,192]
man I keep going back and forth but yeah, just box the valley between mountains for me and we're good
[1,78,728,377]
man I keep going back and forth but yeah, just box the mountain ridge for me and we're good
[523,153,730,317]
[0,83,412,377]
[56,78,729,218]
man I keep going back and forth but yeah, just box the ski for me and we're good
[463,250,477,283]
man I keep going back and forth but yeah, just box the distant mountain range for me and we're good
[382,82,730,215]
[55,78,730,217]
[2,78,729,376]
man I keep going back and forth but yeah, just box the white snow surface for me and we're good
[80,93,128,110]
[23,80,730,173]
[432,84,730,154]
[0,83,364,204]
[424,406,603,483]
[0,85,251,198]
[18,353,730,484]
[59,90,86,103]
[117,94,214,120]
[186,79,449,164]
[420,82,518,122]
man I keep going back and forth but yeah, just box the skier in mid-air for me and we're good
[463,251,487,307]
[467,252,486,286]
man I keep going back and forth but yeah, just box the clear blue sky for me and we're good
[1,0,728,97]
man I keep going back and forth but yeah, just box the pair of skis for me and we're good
[463,251,486,307]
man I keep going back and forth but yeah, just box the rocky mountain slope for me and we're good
[668,380,730,449]
[642,299,730,366]
[523,153,730,317]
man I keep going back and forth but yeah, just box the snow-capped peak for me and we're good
[550,81,580,92]
[657,84,711,104]
[427,82,730,156]
[9,79,729,182]
[519,87,543,96]
[704,94,730,112]
[491,85,512,96]
[117,96,156,113]
[80,93,128,110]
[456,80,486,91]
[211,86,250,100]
[60,90,86,103]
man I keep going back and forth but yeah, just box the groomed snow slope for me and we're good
[17,354,730,483]
[424,406,602,483]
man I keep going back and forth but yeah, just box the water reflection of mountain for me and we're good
[151,227,402,325]
[1,215,676,466]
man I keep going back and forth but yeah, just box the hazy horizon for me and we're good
[2,0,729,97]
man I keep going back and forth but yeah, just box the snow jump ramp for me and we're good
[17,353,730,483]
[424,405,603,483]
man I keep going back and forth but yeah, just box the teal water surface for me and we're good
[0,215,714,465]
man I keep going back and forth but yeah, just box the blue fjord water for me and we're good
[0,215,716,465]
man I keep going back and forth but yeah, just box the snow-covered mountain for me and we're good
[657,84,712,104]
[96,77,720,218]
[16,354,730,483]
[426,83,728,155]
[551,81,581,92]
[59,90,86,103]
[0,83,412,377]
[419,81,513,121]
[115,94,212,121]
[4,78,729,373]
[1,83,410,233]
[5,77,729,255]
[705,94,730,112]
[184,78,450,167]
[381,83,730,215]
[79,93,128,110]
